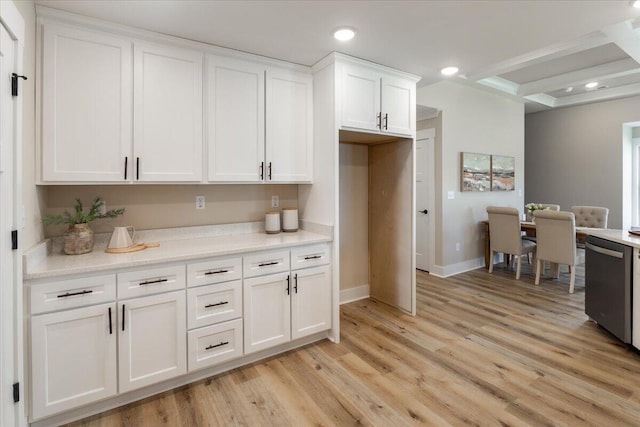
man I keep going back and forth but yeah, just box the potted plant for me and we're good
[524,203,549,222]
[42,197,125,255]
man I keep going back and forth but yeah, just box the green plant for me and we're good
[42,197,125,226]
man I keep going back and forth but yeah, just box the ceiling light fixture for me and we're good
[565,87,573,93]
[585,81,599,89]
[333,27,356,41]
[440,66,459,76]
[633,0,640,9]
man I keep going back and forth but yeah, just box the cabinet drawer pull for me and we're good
[268,162,272,180]
[260,161,264,180]
[205,341,229,350]
[108,307,112,335]
[383,113,388,130]
[204,269,228,276]
[377,112,381,129]
[294,273,298,294]
[139,278,168,286]
[304,255,322,260]
[204,301,229,309]
[136,157,140,180]
[124,156,128,180]
[57,289,93,298]
[258,261,278,267]
[286,275,290,295]
[122,304,126,332]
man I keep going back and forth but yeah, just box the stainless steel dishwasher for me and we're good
[585,235,632,343]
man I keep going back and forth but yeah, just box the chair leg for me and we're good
[489,251,494,273]
[516,255,522,280]
[535,259,541,285]
[569,266,576,294]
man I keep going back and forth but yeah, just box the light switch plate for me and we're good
[271,195,279,208]
[447,191,455,200]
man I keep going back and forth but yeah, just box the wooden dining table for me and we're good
[481,220,591,269]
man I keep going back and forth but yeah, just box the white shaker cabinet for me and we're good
[266,69,313,183]
[207,56,265,182]
[291,265,332,340]
[31,303,117,419]
[118,291,187,393]
[40,23,132,182]
[133,42,203,182]
[340,62,415,137]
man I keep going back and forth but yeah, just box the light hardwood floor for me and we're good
[64,262,640,426]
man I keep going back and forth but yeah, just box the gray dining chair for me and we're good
[486,206,536,280]
[533,210,577,293]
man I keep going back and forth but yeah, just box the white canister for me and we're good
[265,211,281,234]
[282,208,298,232]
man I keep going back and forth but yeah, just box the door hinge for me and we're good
[13,382,19,403]
[11,230,18,250]
[11,73,27,97]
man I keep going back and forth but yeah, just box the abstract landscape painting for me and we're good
[461,152,491,192]
[491,155,515,191]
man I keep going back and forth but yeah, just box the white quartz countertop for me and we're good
[25,225,331,281]
[583,229,640,248]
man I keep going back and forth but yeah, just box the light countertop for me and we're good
[24,222,332,281]
[582,229,640,248]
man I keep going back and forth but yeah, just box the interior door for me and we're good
[416,129,435,272]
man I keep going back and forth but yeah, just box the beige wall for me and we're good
[417,81,525,275]
[338,144,369,291]
[42,184,298,237]
[525,95,640,230]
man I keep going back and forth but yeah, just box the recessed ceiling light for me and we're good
[585,81,599,89]
[441,66,459,76]
[633,0,640,9]
[565,87,573,93]
[333,27,356,41]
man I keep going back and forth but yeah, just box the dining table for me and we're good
[481,220,592,269]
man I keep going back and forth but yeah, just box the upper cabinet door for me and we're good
[265,68,313,183]
[133,42,203,182]
[340,63,381,133]
[381,75,415,136]
[41,23,132,182]
[207,56,265,182]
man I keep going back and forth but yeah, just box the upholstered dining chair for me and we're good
[486,206,536,280]
[533,210,577,293]
[570,206,609,229]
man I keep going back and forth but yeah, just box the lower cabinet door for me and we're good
[187,318,243,371]
[291,265,332,340]
[118,291,187,393]
[243,272,291,354]
[31,303,117,420]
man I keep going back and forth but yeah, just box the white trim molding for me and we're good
[340,284,370,304]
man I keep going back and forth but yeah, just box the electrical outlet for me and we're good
[455,242,460,251]
[271,195,279,208]
[195,196,205,209]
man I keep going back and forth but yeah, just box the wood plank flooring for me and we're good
[64,262,640,426]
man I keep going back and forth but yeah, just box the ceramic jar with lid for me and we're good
[282,208,298,232]
[265,211,281,234]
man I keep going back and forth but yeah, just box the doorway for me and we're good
[415,128,435,272]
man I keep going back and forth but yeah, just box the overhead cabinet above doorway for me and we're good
[37,16,313,184]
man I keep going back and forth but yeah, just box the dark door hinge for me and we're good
[11,73,27,97]
[11,230,17,250]
[13,382,19,403]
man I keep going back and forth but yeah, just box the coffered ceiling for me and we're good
[35,0,640,113]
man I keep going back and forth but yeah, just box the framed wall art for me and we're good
[460,152,491,192]
[491,155,515,191]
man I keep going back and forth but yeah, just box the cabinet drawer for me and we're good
[187,318,243,372]
[29,274,116,314]
[187,280,242,329]
[117,265,185,299]
[291,244,330,270]
[243,250,290,278]
[187,256,242,287]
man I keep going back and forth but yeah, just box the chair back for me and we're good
[570,206,608,228]
[487,206,521,255]
[533,210,576,266]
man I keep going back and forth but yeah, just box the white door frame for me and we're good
[416,128,435,273]
[0,0,24,425]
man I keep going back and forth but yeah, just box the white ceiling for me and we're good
[35,0,640,113]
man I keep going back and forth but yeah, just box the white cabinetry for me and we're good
[118,291,187,392]
[133,42,203,182]
[40,23,132,182]
[340,62,415,137]
[291,265,332,339]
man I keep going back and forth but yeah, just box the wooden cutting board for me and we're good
[105,242,160,254]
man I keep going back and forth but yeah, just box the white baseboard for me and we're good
[429,257,485,278]
[340,284,370,304]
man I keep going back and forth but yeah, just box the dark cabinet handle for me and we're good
[136,157,140,180]
[122,304,125,332]
[304,255,321,260]
[108,307,112,335]
[258,261,278,267]
[204,269,228,276]
[205,301,229,308]
[377,113,381,129]
[383,113,388,130]
[260,161,264,180]
[268,162,272,180]
[57,289,93,298]
[286,275,290,295]
[205,341,229,350]
[124,157,128,180]
[294,273,298,294]
[139,278,168,286]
